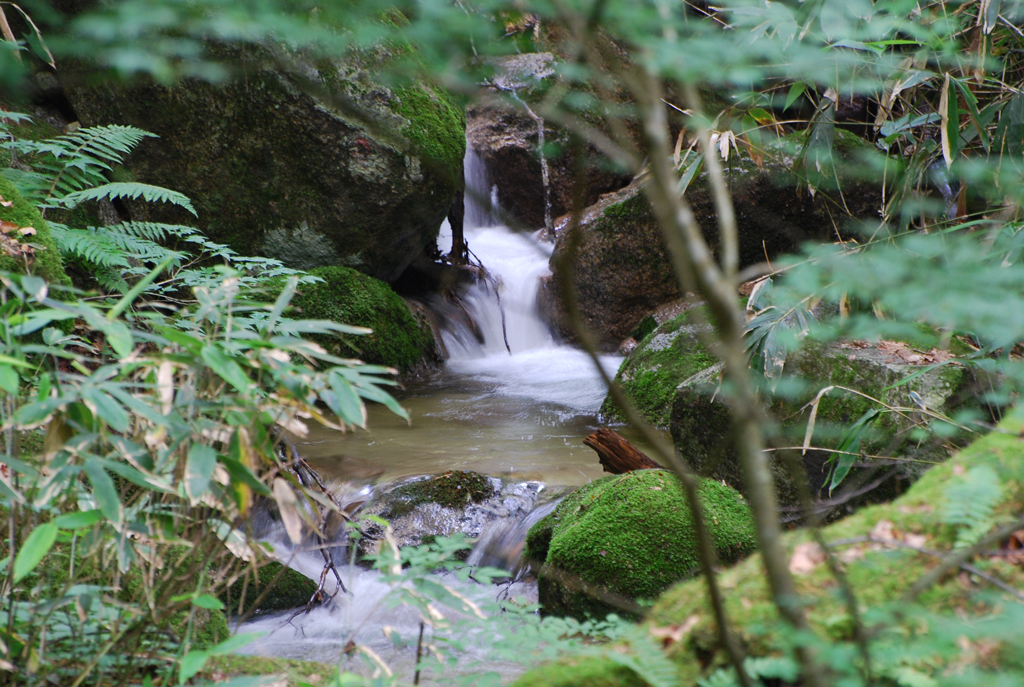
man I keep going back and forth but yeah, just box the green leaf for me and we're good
[186,444,218,500]
[209,633,262,656]
[179,649,211,683]
[61,182,197,216]
[192,594,225,610]
[0,365,18,394]
[201,345,252,392]
[83,458,121,522]
[328,373,367,428]
[784,82,806,111]
[829,409,881,494]
[53,509,103,529]
[96,319,134,358]
[0,354,32,368]
[81,386,130,433]
[219,455,271,497]
[12,522,58,583]
[108,257,174,322]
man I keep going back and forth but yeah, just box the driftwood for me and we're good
[584,428,663,474]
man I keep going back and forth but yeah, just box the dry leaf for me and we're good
[649,614,700,647]
[17,226,35,236]
[870,519,897,542]
[789,542,825,574]
[272,477,304,544]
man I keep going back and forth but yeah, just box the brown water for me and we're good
[298,367,667,488]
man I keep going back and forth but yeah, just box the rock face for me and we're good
[599,305,716,428]
[264,266,440,374]
[357,472,543,559]
[525,469,756,620]
[541,131,883,348]
[0,176,71,287]
[59,53,465,283]
[671,339,975,507]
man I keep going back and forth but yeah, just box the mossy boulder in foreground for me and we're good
[277,265,439,373]
[0,176,71,287]
[600,305,716,428]
[527,469,756,620]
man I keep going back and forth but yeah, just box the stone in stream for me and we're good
[671,337,979,509]
[58,48,465,283]
[524,469,757,621]
[537,130,883,349]
[355,471,544,562]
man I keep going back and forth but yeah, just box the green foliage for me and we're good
[264,265,437,372]
[943,465,1003,549]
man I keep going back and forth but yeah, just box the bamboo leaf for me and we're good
[12,522,57,583]
[83,458,121,522]
[802,385,835,455]
[272,478,304,544]
[201,345,252,392]
[185,444,218,501]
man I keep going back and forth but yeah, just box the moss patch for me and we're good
[393,83,467,190]
[0,176,71,287]
[203,654,337,686]
[601,307,718,428]
[389,470,496,515]
[649,409,1024,683]
[264,265,438,372]
[221,561,319,616]
[532,469,756,620]
[509,656,651,687]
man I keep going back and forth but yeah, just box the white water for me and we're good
[438,149,622,414]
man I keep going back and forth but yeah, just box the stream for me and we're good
[235,149,660,680]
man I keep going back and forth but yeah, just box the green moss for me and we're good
[393,83,467,190]
[533,469,757,620]
[524,509,557,566]
[0,176,71,287]
[602,307,718,428]
[509,656,651,687]
[390,471,496,513]
[264,266,437,372]
[221,561,320,616]
[649,409,1024,681]
[203,655,337,686]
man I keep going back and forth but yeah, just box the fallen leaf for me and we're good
[789,542,825,574]
[870,519,897,542]
[18,227,35,236]
[649,614,700,647]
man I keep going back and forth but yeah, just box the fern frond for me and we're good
[59,183,197,217]
[49,223,131,269]
[944,465,1003,548]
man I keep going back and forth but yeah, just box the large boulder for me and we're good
[220,561,319,616]
[599,304,716,428]
[0,176,71,287]
[525,469,756,621]
[265,265,441,374]
[539,131,882,348]
[671,338,976,507]
[59,51,465,283]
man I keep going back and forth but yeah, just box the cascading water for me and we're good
[236,145,634,679]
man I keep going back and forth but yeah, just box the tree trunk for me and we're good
[584,428,662,474]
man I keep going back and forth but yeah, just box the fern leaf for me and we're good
[943,466,1002,548]
[59,183,197,217]
[49,223,130,269]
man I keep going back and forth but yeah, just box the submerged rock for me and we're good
[59,50,465,282]
[526,469,756,620]
[263,265,440,374]
[540,131,883,348]
[357,472,544,559]
[671,338,976,508]
[600,305,716,428]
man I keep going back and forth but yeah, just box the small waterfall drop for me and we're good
[437,147,622,414]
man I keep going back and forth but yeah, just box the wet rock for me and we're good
[58,49,465,283]
[600,305,716,428]
[220,561,319,617]
[671,338,976,509]
[526,469,756,620]
[356,471,544,560]
[541,131,883,348]
[466,53,636,230]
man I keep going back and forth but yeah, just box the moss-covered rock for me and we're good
[671,338,975,507]
[648,409,1024,685]
[509,656,651,687]
[202,655,337,686]
[59,49,465,283]
[270,265,439,373]
[0,176,71,287]
[600,306,717,428]
[540,132,882,348]
[221,561,319,617]
[530,469,756,620]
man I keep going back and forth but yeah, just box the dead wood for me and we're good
[584,428,662,474]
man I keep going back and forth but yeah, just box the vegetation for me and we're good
[2,0,1024,686]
